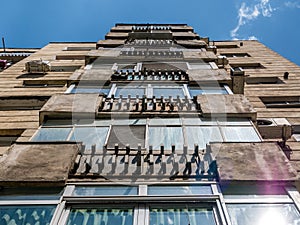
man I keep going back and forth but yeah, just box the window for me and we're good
[31,121,109,151]
[221,53,250,58]
[69,86,110,95]
[148,185,212,195]
[150,205,218,225]
[73,186,138,196]
[1,205,57,225]
[188,86,229,97]
[149,127,184,150]
[110,84,188,99]
[70,127,109,150]
[63,46,95,51]
[227,203,300,225]
[230,63,264,70]
[31,127,72,142]
[260,96,300,108]
[220,126,261,142]
[60,183,223,225]
[245,77,284,85]
[214,44,239,48]
[107,125,146,149]
[0,187,62,225]
[153,86,185,98]
[186,127,222,149]
[31,118,261,152]
[66,207,134,225]
[115,87,145,98]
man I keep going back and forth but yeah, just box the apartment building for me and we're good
[1,23,300,225]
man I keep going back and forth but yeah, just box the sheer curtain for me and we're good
[150,207,216,225]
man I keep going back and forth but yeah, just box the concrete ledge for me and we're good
[39,94,103,123]
[210,142,298,182]
[197,94,257,121]
[0,143,79,186]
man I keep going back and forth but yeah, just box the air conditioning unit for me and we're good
[25,60,51,73]
[257,118,292,139]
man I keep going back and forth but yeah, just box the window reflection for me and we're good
[150,206,216,225]
[148,185,212,195]
[0,205,56,225]
[67,208,133,225]
[115,87,145,98]
[31,127,72,142]
[153,87,184,98]
[227,204,300,225]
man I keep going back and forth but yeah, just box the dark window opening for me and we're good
[246,77,284,84]
[221,53,250,57]
[261,96,300,108]
[230,63,265,70]
[107,125,146,149]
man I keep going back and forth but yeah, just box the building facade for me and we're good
[1,24,300,225]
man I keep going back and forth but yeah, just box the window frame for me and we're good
[58,182,225,225]
[0,191,62,225]
[31,117,262,152]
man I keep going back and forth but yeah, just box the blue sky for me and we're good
[1,0,300,65]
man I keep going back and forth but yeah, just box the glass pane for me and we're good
[73,186,138,196]
[149,118,182,126]
[31,127,72,141]
[150,206,216,225]
[189,87,228,97]
[107,125,145,149]
[221,127,261,142]
[70,127,109,150]
[153,87,184,98]
[148,185,212,195]
[148,127,183,150]
[186,127,223,149]
[227,204,300,225]
[71,86,110,95]
[115,87,145,98]
[0,205,56,225]
[67,208,133,225]
[0,187,63,200]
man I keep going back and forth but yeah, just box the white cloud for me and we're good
[248,35,258,40]
[284,1,300,8]
[231,0,275,39]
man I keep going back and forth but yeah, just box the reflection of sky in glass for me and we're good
[227,204,300,225]
[67,208,133,225]
[150,207,216,225]
[70,127,109,150]
[153,87,184,98]
[32,127,72,141]
[71,87,110,95]
[0,205,56,225]
[189,87,228,97]
[148,185,212,195]
[73,186,138,196]
[186,127,223,149]
[148,127,183,150]
[115,88,145,98]
[221,127,261,142]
